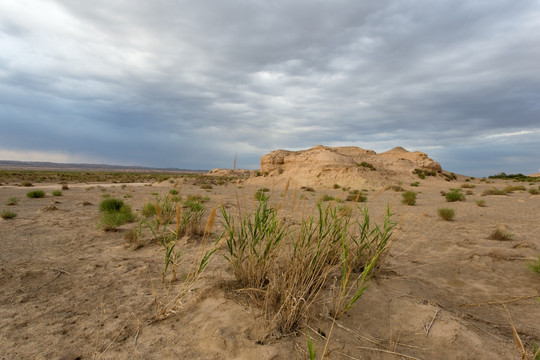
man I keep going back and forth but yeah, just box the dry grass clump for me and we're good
[319,194,335,202]
[460,183,476,188]
[220,198,395,336]
[503,185,526,193]
[6,197,19,206]
[528,188,539,195]
[401,191,417,205]
[386,185,404,192]
[488,228,513,241]
[482,188,507,196]
[475,199,487,207]
[301,186,315,192]
[52,190,62,196]
[438,208,455,221]
[346,190,367,202]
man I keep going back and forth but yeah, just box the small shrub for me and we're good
[386,185,404,192]
[142,202,157,217]
[528,256,540,274]
[1,210,17,219]
[438,208,455,221]
[333,184,341,189]
[445,190,465,202]
[319,194,335,202]
[99,198,125,212]
[410,182,419,187]
[401,191,417,205]
[301,186,315,192]
[26,190,45,198]
[475,199,487,207]
[6,197,19,206]
[200,184,213,190]
[357,162,376,171]
[346,192,366,202]
[488,228,513,241]
[528,188,539,195]
[22,182,33,187]
[460,183,476,188]
[503,185,526,193]
[52,190,62,196]
[61,183,69,190]
[482,188,507,196]
[169,189,179,195]
[98,198,135,231]
[254,189,269,202]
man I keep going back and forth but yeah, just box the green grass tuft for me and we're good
[437,208,455,221]
[26,190,45,198]
[1,210,17,219]
[401,191,417,205]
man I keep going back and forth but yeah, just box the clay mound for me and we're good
[252,145,442,187]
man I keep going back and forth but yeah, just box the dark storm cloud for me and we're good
[1,0,539,175]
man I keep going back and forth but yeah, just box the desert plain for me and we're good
[1,146,539,360]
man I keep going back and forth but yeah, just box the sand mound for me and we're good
[251,145,442,187]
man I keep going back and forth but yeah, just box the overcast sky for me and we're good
[1,0,539,176]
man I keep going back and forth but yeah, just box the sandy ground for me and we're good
[1,176,539,359]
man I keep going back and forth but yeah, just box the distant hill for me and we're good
[0,160,205,173]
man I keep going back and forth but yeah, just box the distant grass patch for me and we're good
[1,210,17,219]
[200,184,213,190]
[482,188,507,196]
[357,162,376,171]
[254,189,269,202]
[6,197,19,206]
[26,190,45,198]
[445,189,465,202]
[529,188,539,195]
[319,194,335,202]
[503,185,526,193]
[460,183,476,189]
[437,208,455,221]
[410,182,419,187]
[333,183,341,189]
[401,191,417,205]
[169,189,179,195]
[301,186,315,192]
[142,202,157,218]
[528,256,540,274]
[52,190,62,196]
[488,228,513,241]
[345,190,367,202]
[386,185,404,192]
[475,199,487,207]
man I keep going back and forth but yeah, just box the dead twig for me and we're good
[424,309,440,336]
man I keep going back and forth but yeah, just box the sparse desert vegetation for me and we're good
[1,209,17,219]
[1,165,539,359]
[437,207,455,221]
[26,189,46,198]
[401,190,416,205]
